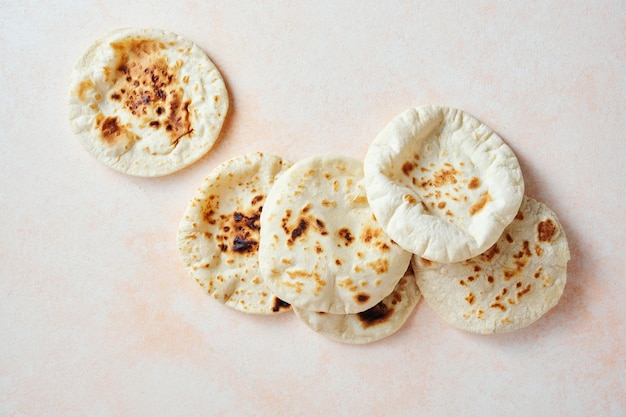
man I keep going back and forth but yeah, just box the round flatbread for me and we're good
[259,155,412,314]
[413,196,570,334]
[364,105,524,263]
[68,28,228,176]
[177,152,292,314]
[293,265,420,344]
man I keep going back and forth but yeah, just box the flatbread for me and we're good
[259,155,412,314]
[177,152,292,314]
[413,196,570,334]
[68,28,228,176]
[293,265,420,344]
[364,105,524,263]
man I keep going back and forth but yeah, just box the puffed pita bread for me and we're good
[259,155,412,314]
[364,105,524,263]
[413,196,569,334]
[177,152,292,314]
[68,28,228,176]
[293,265,420,344]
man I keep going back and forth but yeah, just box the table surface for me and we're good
[1,1,625,416]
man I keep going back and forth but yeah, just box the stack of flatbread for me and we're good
[363,105,570,334]
[176,106,569,342]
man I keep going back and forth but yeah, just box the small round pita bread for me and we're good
[413,196,569,334]
[259,155,412,314]
[177,152,292,314]
[364,105,524,263]
[68,28,228,176]
[293,265,420,344]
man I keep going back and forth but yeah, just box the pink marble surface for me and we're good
[1,1,625,416]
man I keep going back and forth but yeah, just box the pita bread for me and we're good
[68,28,228,176]
[259,155,412,314]
[293,265,420,344]
[177,152,292,314]
[413,196,569,334]
[364,105,524,263]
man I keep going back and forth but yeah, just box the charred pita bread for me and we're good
[293,265,420,344]
[259,155,412,314]
[68,28,228,176]
[364,105,524,263]
[177,152,292,314]
[413,196,569,334]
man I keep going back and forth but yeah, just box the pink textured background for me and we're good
[1,1,624,416]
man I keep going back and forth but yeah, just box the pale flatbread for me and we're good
[259,155,412,314]
[364,105,524,263]
[177,152,292,314]
[293,265,420,344]
[413,196,569,334]
[68,28,228,176]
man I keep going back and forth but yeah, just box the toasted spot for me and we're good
[479,244,500,262]
[404,194,417,205]
[321,199,336,208]
[77,79,94,101]
[271,298,291,312]
[464,292,476,305]
[352,195,368,204]
[468,177,481,189]
[402,161,416,176]
[357,302,393,328]
[535,244,543,257]
[366,258,389,274]
[437,201,446,209]
[338,228,354,246]
[418,257,433,267]
[469,192,493,216]
[433,167,458,187]
[355,293,371,304]
[505,233,514,243]
[537,219,557,243]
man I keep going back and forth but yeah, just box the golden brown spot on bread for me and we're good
[402,161,416,176]
[250,195,263,206]
[77,79,94,102]
[490,302,507,312]
[437,201,446,209]
[99,116,122,143]
[534,268,543,279]
[360,226,381,244]
[487,275,494,284]
[479,244,500,262]
[464,292,476,305]
[433,167,458,187]
[366,258,389,275]
[355,293,371,304]
[357,302,394,328]
[515,210,525,221]
[404,194,417,205]
[516,284,532,299]
[321,199,336,208]
[469,192,493,216]
[338,228,354,246]
[419,257,433,267]
[505,233,514,243]
[352,195,368,204]
[421,201,430,212]
[535,244,543,257]
[537,219,557,243]
[109,37,191,144]
[468,177,481,190]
